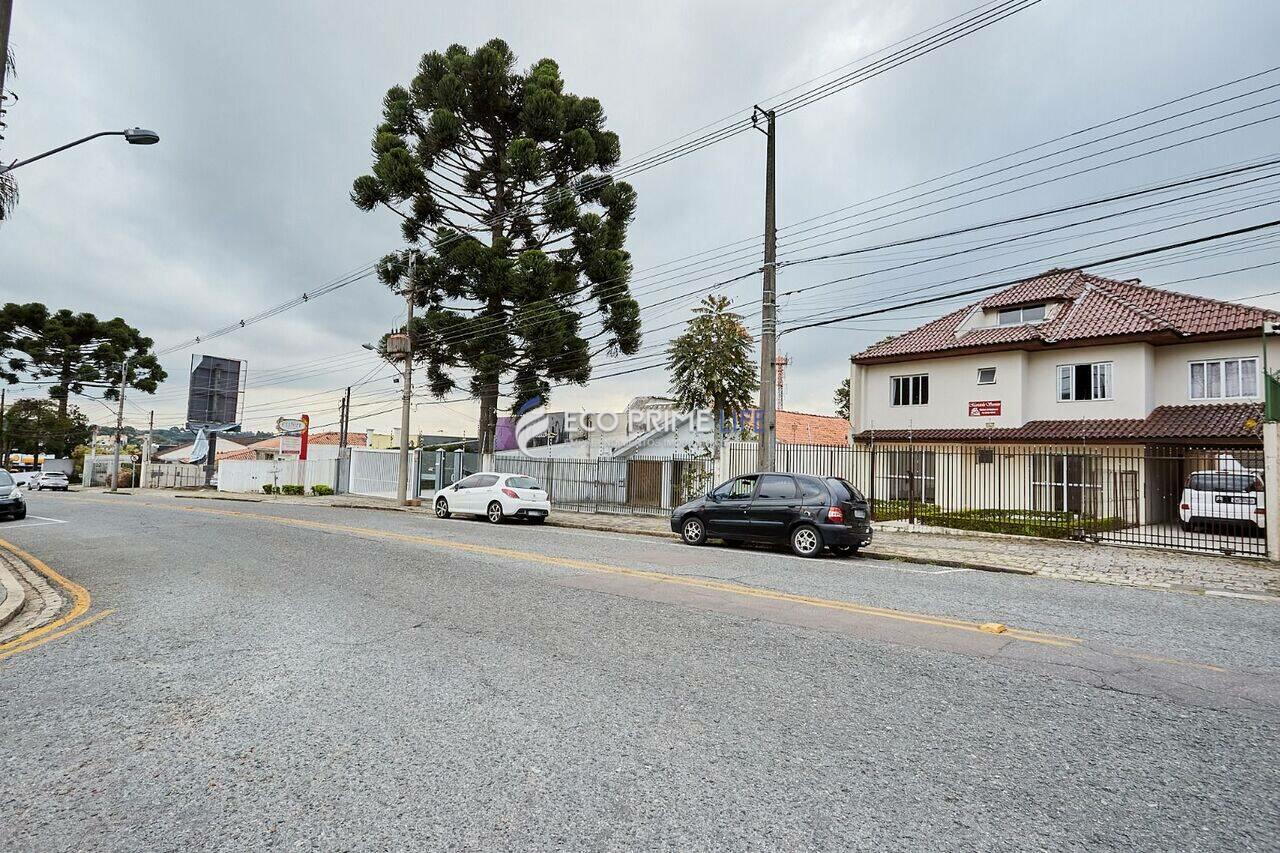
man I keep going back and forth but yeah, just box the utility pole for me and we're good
[397,255,415,505]
[753,106,778,472]
[109,358,128,492]
[142,409,154,489]
[0,387,6,470]
[338,386,351,450]
[0,0,13,119]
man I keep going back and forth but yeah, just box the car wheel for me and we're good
[830,544,857,557]
[790,524,822,558]
[680,516,706,545]
[434,498,451,519]
[487,501,504,524]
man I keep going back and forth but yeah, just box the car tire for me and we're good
[830,544,857,557]
[680,515,707,546]
[487,501,504,524]
[790,524,822,558]
[434,498,451,519]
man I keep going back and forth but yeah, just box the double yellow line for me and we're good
[0,538,112,663]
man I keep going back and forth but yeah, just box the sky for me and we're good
[3,0,1280,441]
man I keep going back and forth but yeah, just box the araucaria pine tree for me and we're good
[666,295,758,421]
[351,39,641,455]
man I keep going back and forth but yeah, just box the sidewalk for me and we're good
[151,488,1280,600]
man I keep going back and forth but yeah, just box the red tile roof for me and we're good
[854,269,1280,363]
[855,403,1263,444]
[777,410,849,445]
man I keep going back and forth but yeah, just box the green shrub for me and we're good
[262,484,274,494]
[871,501,1126,539]
[312,484,333,496]
[280,484,305,496]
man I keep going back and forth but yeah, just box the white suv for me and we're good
[33,471,70,491]
[434,472,551,524]
[1179,470,1266,533]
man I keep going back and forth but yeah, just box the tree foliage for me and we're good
[666,295,758,418]
[1,46,17,221]
[351,38,641,453]
[0,303,166,419]
[1,398,90,457]
[835,377,850,420]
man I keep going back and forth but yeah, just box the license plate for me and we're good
[1215,495,1254,504]
[527,509,547,516]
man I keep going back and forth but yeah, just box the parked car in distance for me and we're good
[671,472,873,557]
[434,472,551,524]
[0,470,27,520]
[33,471,70,491]
[1179,470,1265,533]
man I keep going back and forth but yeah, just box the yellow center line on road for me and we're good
[78,496,1083,648]
[0,537,98,658]
[0,609,114,663]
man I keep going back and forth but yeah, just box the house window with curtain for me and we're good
[1057,362,1112,401]
[1189,358,1258,400]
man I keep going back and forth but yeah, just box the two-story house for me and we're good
[848,268,1278,534]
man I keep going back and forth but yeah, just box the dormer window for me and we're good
[997,304,1046,326]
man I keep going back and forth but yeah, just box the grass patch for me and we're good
[872,500,1125,538]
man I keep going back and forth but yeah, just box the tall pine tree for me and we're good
[666,295,758,421]
[352,39,641,455]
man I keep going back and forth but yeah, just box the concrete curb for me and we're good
[0,554,26,632]
[174,494,263,504]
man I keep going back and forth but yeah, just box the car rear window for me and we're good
[825,478,865,502]
[1187,472,1260,492]
[507,476,540,489]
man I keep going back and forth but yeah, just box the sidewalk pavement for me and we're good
[137,488,1280,600]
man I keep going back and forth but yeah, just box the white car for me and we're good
[1179,470,1265,533]
[33,471,70,491]
[433,472,551,524]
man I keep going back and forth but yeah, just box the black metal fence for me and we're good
[724,439,1267,557]
[492,453,716,516]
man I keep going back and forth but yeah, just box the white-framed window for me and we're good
[976,366,997,385]
[997,304,1046,326]
[1189,357,1259,400]
[1057,362,1112,401]
[891,374,929,406]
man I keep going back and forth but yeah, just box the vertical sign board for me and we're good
[186,355,246,430]
[276,415,310,460]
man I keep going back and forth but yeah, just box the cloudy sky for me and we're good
[4,0,1279,439]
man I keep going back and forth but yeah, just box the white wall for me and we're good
[854,335,1277,433]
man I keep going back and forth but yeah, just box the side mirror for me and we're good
[707,491,720,502]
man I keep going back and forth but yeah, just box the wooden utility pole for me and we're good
[0,387,6,469]
[753,106,778,472]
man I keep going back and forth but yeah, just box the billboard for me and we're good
[186,355,246,430]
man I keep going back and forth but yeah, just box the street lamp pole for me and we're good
[0,127,159,175]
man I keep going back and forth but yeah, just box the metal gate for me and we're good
[349,447,414,499]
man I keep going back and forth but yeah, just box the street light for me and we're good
[0,127,160,174]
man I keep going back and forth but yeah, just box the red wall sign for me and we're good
[968,400,1001,417]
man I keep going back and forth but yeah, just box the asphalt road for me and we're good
[1,490,1277,852]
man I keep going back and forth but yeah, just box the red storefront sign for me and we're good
[968,400,1001,417]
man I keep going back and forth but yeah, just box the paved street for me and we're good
[1,490,1278,851]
